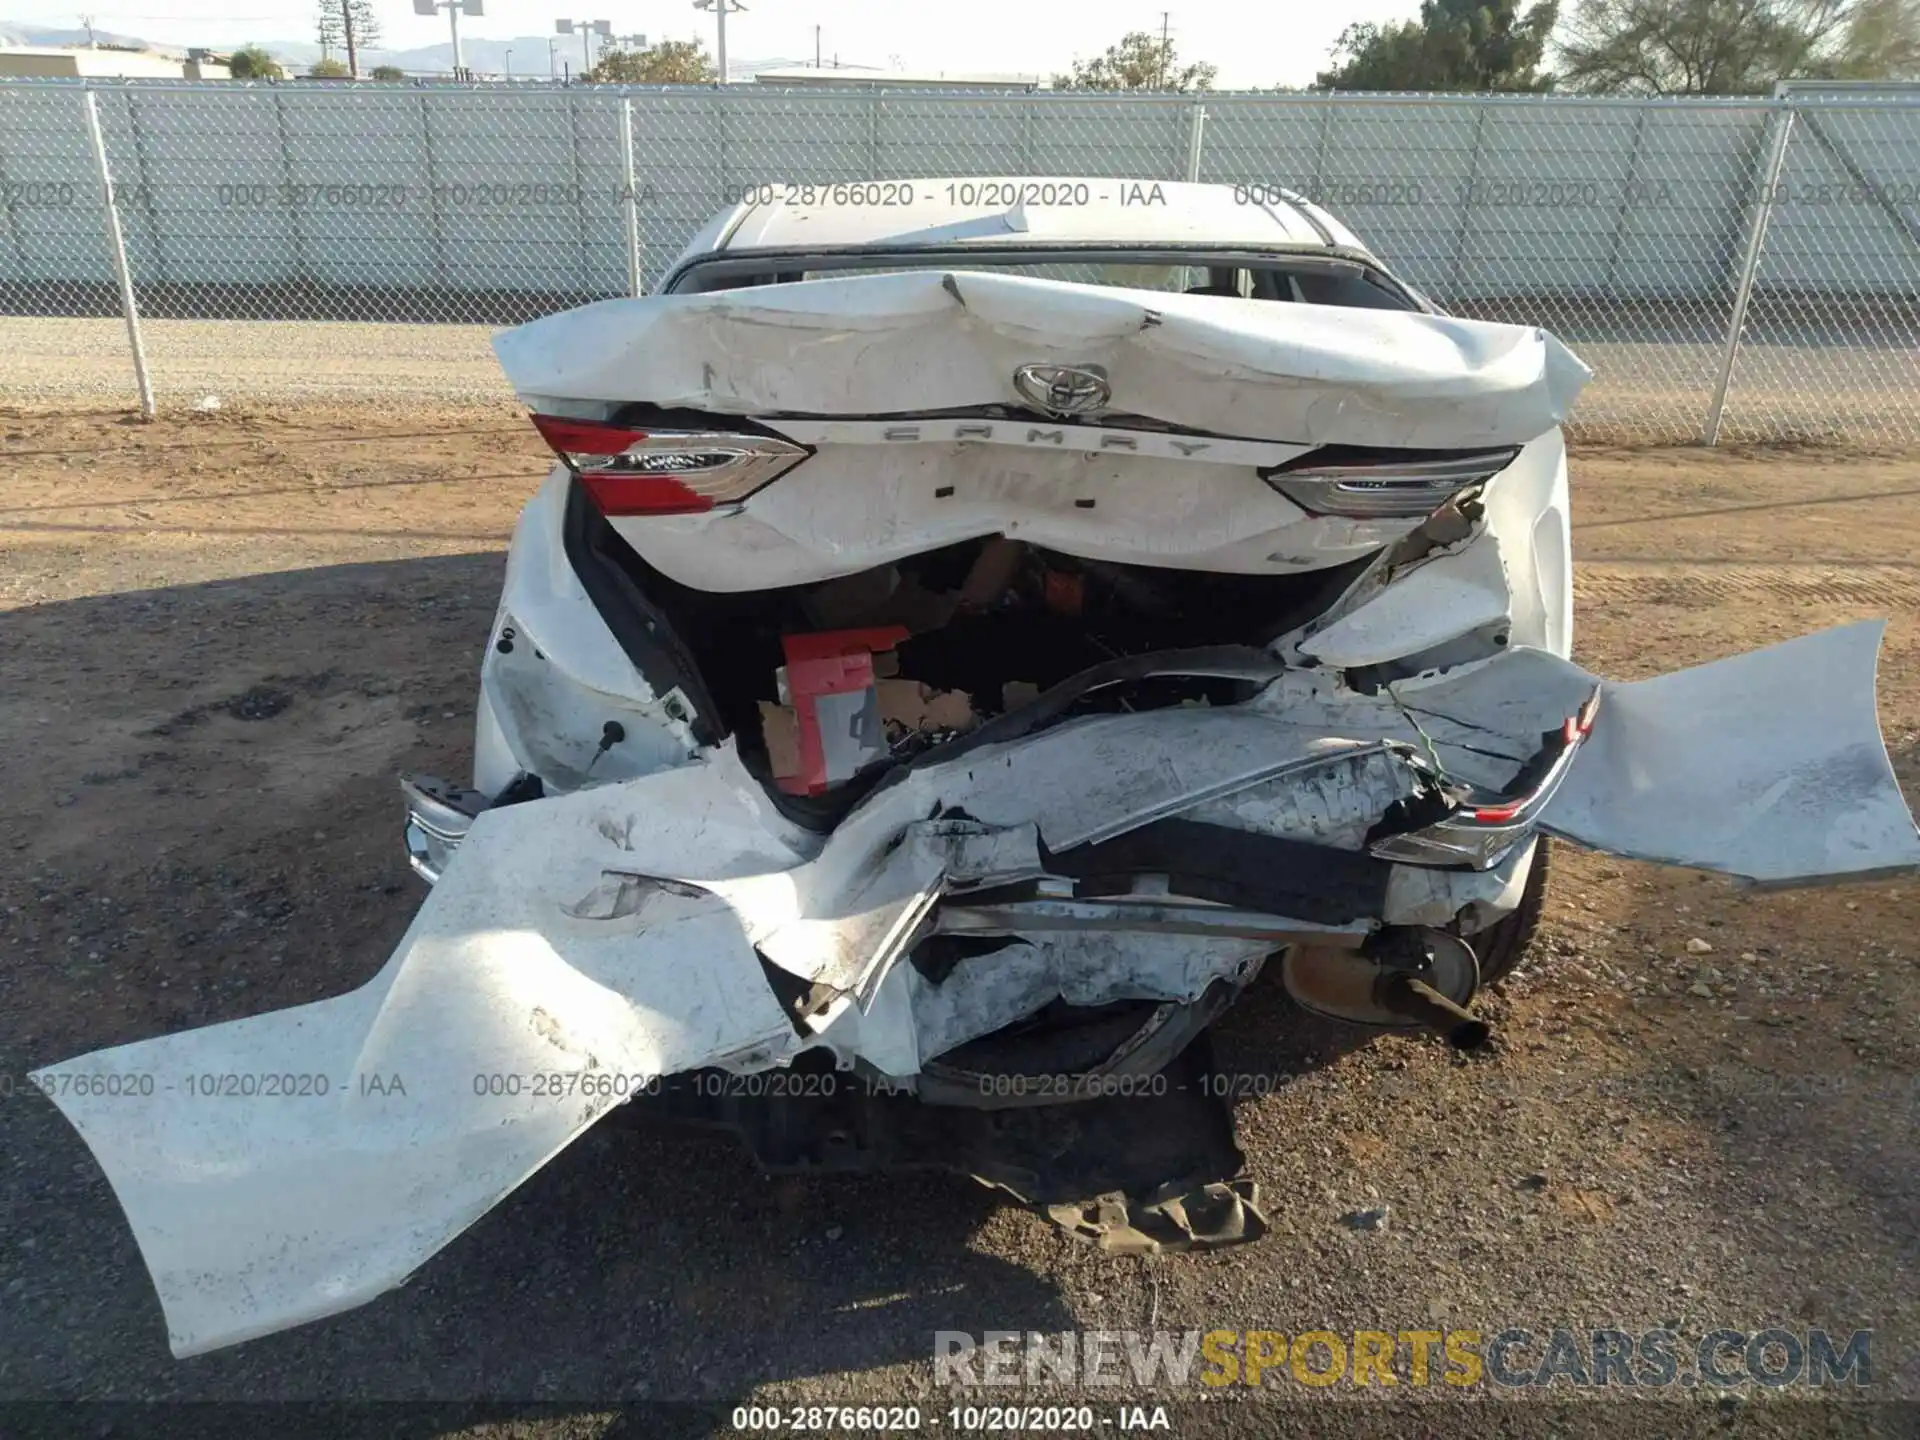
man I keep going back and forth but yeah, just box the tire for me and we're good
[1472,835,1551,987]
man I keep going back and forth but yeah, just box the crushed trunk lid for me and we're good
[493,269,1589,451]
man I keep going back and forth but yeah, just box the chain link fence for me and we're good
[1,78,1915,444]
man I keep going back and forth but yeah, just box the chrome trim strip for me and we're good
[1370,687,1602,870]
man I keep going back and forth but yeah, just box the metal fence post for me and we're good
[566,89,591,300]
[619,97,643,296]
[1601,104,1649,295]
[122,86,166,280]
[81,89,153,419]
[1449,103,1489,302]
[1184,100,1207,182]
[1311,95,1332,194]
[418,93,452,299]
[1705,103,1796,446]
[272,89,308,292]
[713,89,730,214]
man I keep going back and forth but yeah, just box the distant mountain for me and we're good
[0,23,176,53]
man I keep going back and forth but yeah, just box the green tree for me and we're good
[1053,30,1218,90]
[1821,0,1920,76]
[315,0,380,78]
[316,3,343,61]
[308,57,350,77]
[1556,0,1857,93]
[229,45,285,80]
[586,39,718,83]
[371,64,406,80]
[1318,0,1558,90]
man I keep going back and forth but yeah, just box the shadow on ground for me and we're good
[0,553,1368,1410]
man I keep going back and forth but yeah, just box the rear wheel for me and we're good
[1471,836,1551,986]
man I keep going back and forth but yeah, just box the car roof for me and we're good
[708,178,1370,257]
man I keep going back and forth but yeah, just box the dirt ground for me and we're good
[1,404,1917,1435]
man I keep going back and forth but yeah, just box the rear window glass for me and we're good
[1285,268,1415,310]
[801,261,1210,292]
[673,255,1418,311]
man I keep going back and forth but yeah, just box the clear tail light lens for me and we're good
[531,413,808,516]
[1262,445,1519,519]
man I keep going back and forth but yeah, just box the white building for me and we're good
[0,45,230,80]
[751,65,1046,90]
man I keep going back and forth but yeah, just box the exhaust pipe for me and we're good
[1281,927,1491,1047]
[1372,971,1491,1051]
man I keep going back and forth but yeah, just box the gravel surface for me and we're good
[1,404,1916,1435]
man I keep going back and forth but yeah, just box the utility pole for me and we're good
[814,24,821,68]
[693,0,745,84]
[504,46,512,76]
[343,0,360,80]
[1159,11,1170,88]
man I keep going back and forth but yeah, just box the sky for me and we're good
[0,0,1420,88]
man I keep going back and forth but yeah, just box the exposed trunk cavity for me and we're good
[573,495,1373,815]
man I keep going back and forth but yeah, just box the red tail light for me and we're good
[530,413,808,516]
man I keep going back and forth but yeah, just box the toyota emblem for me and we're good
[1012,363,1112,418]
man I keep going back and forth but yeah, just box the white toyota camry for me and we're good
[39,179,1920,1357]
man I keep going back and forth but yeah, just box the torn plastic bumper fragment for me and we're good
[1370,686,1601,870]
[35,751,814,1359]
[1541,621,1920,886]
[33,622,1920,1359]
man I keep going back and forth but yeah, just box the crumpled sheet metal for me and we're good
[31,722,1379,1359]
[726,711,1391,995]
[494,269,1590,451]
[1251,622,1920,889]
[1298,427,1573,668]
[900,931,1273,1066]
[668,714,1390,1009]
[34,622,1920,1358]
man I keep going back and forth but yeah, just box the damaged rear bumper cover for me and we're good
[35,621,1920,1357]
